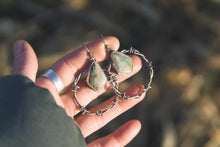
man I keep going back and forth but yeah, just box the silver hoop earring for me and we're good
[72,43,119,116]
[101,35,154,100]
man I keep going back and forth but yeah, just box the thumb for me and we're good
[12,40,38,82]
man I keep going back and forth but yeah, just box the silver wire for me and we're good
[82,43,96,61]
[101,35,112,53]
[72,71,120,116]
[73,38,154,116]
[72,43,119,116]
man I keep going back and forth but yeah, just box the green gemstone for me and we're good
[86,61,107,91]
[111,51,133,75]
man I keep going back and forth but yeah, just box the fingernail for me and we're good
[136,84,144,95]
[128,84,144,97]
[14,40,24,55]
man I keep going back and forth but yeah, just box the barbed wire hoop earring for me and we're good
[101,35,154,100]
[72,43,120,116]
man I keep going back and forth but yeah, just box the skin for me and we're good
[12,37,146,147]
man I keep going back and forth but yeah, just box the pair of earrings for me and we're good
[85,37,133,92]
[72,36,153,116]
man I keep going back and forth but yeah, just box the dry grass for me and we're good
[0,0,220,146]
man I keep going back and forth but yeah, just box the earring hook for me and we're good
[101,35,112,53]
[82,43,96,61]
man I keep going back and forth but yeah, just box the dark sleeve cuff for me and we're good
[0,75,87,147]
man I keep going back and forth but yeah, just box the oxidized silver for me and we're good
[106,47,154,100]
[101,35,154,100]
[72,43,116,116]
[41,69,64,94]
[72,72,120,116]
[72,37,154,116]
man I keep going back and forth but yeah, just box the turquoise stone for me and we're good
[86,61,107,91]
[111,51,133,75]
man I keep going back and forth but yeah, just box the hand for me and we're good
[12,37,145,147]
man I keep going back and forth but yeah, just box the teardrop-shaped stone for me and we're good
[111,51,133,75]
[86,61,107,91]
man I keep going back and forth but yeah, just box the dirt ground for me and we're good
[1,0,220,146]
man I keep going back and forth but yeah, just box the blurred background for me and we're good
[1,0,220,146]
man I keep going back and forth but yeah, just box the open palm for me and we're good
[12,36,145,147]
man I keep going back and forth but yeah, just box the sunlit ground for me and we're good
[0,0,220,146]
